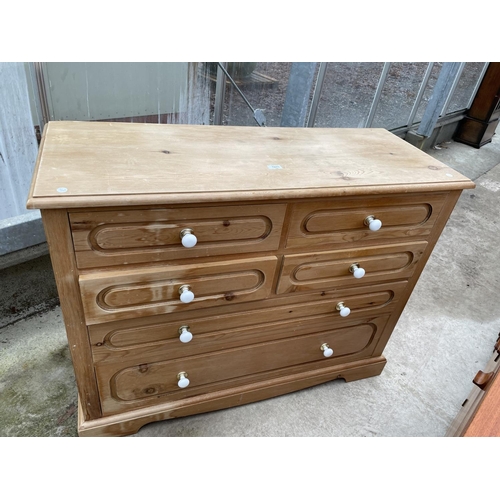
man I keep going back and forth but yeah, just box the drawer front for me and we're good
[89,281,408,364]
[71,203,287,269]
[79,256,277,324]
[277,241,427,294]
[97,315,390,414]
[286,193,446,250]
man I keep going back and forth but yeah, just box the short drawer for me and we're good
[96,315,390,415]
[70,203,287,269]
[89,280,408,365]
[277,241,427,294]
[286,193,447,250]
[79,256,277,325]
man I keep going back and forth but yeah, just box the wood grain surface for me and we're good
[78,357,388,436]
[464,371,500,436]
[88,280,407,365]
[41,209,102,420]
[26,123,475,437]
[286,192,446,250]
[70,203,286,268]
[96,316,390,415]
[79,256,278,324]
[27,121,475,209]
[277,241,427,294]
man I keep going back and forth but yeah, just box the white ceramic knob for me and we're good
[177,372,190,388]
[321,343,333,357]
[179,326,193,343]
[349,263,365,279]
[336,302,351,317]
[179,285,195,303]
[180,228,197,248]
[364,215,382,232]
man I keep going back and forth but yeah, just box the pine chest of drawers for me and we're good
[27,121,474,436]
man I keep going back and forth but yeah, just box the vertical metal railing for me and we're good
[213,63,226,125]
[306,62,328,127]
[364,63,392,128]
[439,62,466,117]
[417,62,463,138]
[406,63,435,128]
[466,62,489,109]
[280,63,317,127]
[33,62,50,129]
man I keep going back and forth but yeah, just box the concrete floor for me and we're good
[1,134,499,437]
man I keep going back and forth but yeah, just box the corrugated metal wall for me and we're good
[0,62,39,220]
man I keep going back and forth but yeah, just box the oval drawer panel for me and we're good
[79,256,277,324]
[97,315,390,414]
[70,203,286,268]
[286,193,447,250]
[277,241,427,294]
[89,281,408,365]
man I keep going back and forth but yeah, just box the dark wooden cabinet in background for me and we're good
[454,62,500,148]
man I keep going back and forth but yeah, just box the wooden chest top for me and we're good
[27,121,474,209]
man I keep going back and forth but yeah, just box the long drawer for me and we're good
[79,256,278,324]
[96,314,391,415]
[70,203,287,268]
[286,193,447,250]
[89,280,408,365]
